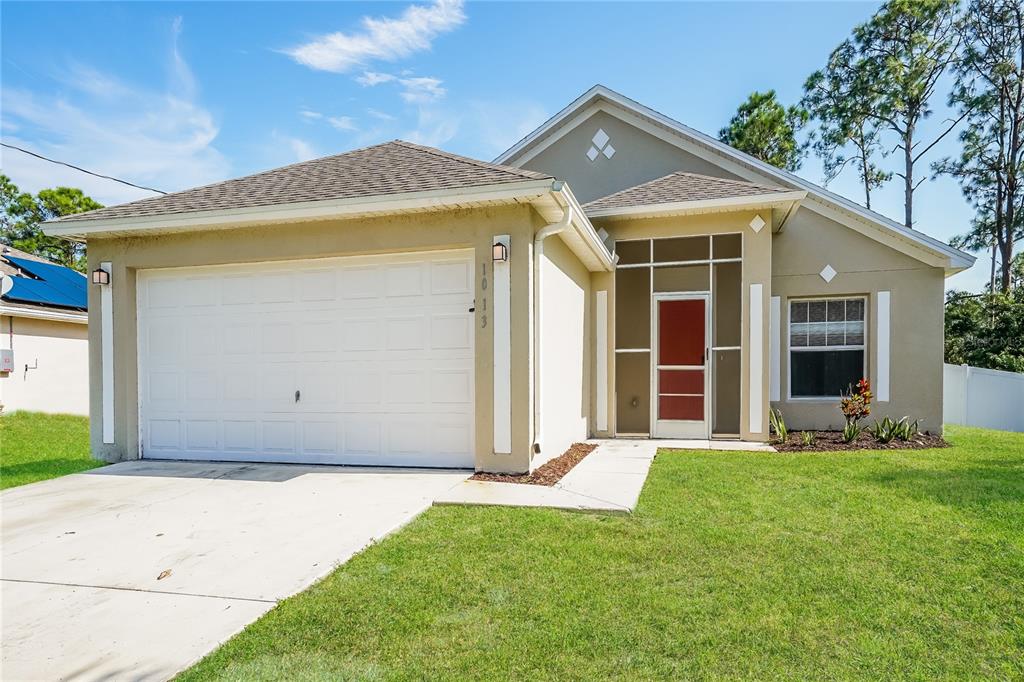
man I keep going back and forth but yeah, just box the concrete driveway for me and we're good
[1,461,468,681]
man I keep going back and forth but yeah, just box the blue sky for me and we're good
[1,1,992,290]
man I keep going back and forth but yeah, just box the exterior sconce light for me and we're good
[91,268,110,286]
[492,241,508,263]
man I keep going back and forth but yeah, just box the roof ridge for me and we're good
[390,140,547,180]
[58,140,404,223]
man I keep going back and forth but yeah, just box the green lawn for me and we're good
[182,426,1023,680]
[0,411,100,489]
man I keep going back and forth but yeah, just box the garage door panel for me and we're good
[139,250,474,467]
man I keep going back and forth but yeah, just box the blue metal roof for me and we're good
[2,255,88,310]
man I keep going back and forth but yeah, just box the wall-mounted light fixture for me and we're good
[492,241,508,263]
[91,268,110,286]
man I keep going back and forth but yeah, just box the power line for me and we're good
[0,142,168,195]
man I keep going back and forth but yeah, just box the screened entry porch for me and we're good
[613,233,744,439]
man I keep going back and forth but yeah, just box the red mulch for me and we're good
[773,430,947,452]
[470,442,598,486]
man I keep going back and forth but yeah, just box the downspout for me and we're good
[532,194,574,461]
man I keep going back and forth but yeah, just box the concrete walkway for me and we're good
[1,461,468,681]
[436,438,775,514]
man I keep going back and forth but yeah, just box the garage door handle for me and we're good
[295,390,301,403]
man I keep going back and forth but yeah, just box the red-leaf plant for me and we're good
[840,378,872,427]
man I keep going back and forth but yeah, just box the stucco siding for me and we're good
[535,234,591,468]
[0,315,89,416]
[523,110,742,204]
[771,208,945,432]
[86,204,539,473]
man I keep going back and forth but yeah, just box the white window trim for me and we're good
[786,295,868,402]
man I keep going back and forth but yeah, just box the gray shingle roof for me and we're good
[56,140,552,223]
[583,171,793,213]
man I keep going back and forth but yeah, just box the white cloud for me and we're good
[327,116,358,132]
[0,18,227,206]
[398,76,445,103]
[404,106,460,149]
[366,108,397,122]
[299,109,324,121]
[270,132,318,162]
[285,0,465,73]
[356,71,396,86]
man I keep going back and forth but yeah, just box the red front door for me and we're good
[654,296,708,437]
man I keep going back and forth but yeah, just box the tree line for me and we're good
[720,0,1022,295]
[0,174,101,273]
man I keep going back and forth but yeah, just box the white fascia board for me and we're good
[585,192,806,221]
[497,85,975,274]
[42,179,556,239]
[0,304,88,324]
[549,184,615,272]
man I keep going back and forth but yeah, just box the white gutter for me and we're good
[42,179,556,239]
[0,304,88,324]
[532,203,574,462]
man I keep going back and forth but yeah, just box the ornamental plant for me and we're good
[840,378,872,428]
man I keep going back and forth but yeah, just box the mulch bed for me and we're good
[470,442,598,486]
[773,430,947,452]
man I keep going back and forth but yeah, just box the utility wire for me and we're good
[1,142,168,195]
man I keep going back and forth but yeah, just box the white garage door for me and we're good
[137,250,475,468]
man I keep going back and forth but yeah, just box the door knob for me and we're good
[295,390,301,403]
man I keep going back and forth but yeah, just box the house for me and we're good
[0,245,89,416]
[43,85,973,473]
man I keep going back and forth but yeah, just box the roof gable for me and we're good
[497,85,974,274]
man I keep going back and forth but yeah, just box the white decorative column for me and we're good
[748,283,764,434]
[595,290,608,433]
[876,290,891,402]
[100,261,114,444]
[492,236,511,454]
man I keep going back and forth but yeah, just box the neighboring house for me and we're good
[0,245,89,416]
[43,85,973,473]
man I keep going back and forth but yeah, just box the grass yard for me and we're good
[182,425,1024,681]
[0,411,99,489]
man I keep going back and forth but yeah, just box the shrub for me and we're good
[840,378,872,428]
[801,431,815,446]
[894,417,919,441]
[842,421,863,444]
[769,408,788,442]
[869,416,898,443]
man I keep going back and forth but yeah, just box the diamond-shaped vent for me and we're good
[819,264,837,283]
[749,214,766,233]
[586,128,615,162]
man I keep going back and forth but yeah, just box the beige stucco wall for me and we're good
[596,209,772,442]
[772,207,946,432]
[535,233,592,467]
[0,315,89,416]
[523,110,742,204]
[86,204,544,473]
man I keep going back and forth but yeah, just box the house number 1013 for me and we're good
[479,262,488,328]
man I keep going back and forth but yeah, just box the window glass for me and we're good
[789,297,866,397]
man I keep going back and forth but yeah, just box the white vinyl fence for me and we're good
[944,363,1024,433]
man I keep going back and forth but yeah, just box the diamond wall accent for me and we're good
[587,128,615,162]
[819,264,837,283]
[749,214,766,233]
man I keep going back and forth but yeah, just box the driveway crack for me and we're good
[0,578,277,604]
